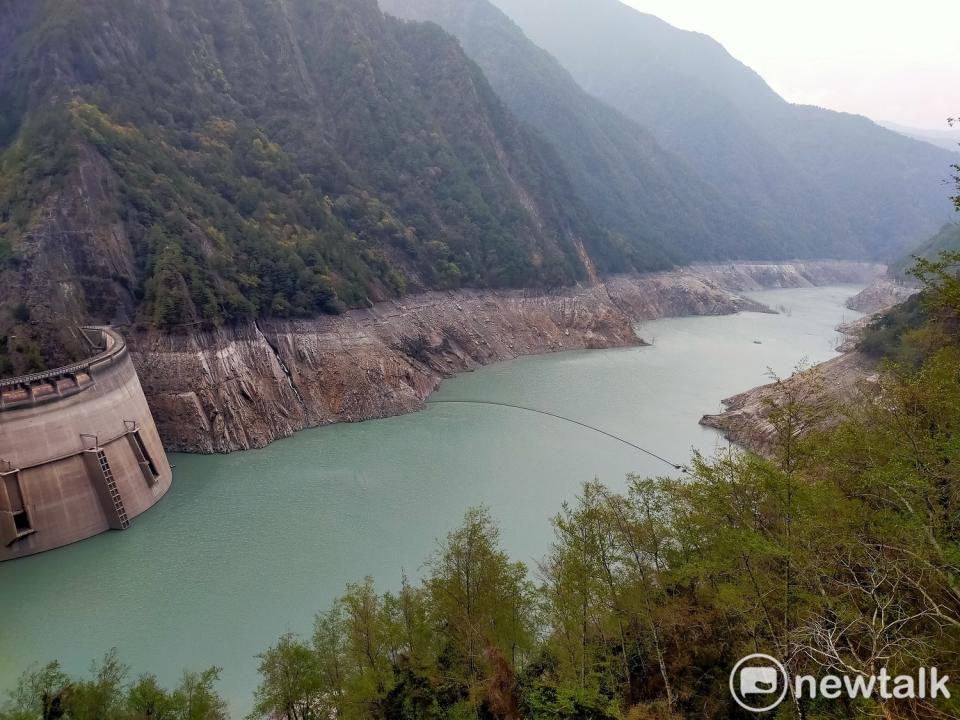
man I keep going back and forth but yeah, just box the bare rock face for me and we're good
[128,261,882,453]
[131,286,645,453]
[845,277,919,315]
[131,324,307,454]
[601,273,771,319]
[700,352,877,455]
[688,260,886,291]
[835,315,875,353]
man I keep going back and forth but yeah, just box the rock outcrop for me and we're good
[699,352,878,455]
[700,267,908,455]
[845,277,918,314]
[130,261,883,453]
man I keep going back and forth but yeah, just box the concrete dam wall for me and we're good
[0,328,172,561]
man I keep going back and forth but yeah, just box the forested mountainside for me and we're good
[491,0,957,261]
[891,223,960,276]
[1,0,954,378]
[0,0,621,375]
[380,0,776,264]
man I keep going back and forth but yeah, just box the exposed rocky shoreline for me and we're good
[129,261,884,453]
[699,274,910,454]
[699,352,879,455]
[845,276,918,314]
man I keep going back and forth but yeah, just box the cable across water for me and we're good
[424,398,693,476]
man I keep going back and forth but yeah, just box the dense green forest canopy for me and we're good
[0,0,619,374]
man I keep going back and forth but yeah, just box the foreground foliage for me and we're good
[0,651,226,720]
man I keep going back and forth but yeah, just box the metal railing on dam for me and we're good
[0,326,173,561]
[0,327,129,409]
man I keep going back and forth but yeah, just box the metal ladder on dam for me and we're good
[96,449,129,530]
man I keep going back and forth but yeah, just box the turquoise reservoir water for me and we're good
[0,285,864,714]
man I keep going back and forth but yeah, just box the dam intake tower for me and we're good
[0,327,172,561]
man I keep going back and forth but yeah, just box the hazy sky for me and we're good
[622,0,958,130]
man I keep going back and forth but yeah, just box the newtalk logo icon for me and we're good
[730,653,952,713]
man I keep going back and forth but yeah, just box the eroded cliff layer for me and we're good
[845,277,919,314]
[129,261,882,453]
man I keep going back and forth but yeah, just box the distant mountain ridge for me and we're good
[881,122,960,154]
[891,223,960,277]
[489,0,957,260]
[381,0,781,264]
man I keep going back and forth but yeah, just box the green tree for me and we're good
[911,251,960,329]
[339,578,394,718]
[249,634,323,720]
[1,655,227,720]
[65,650,128,720]
[311,607,348,718]
[545,486,635,702]
[426,507,537,682]
[0,661,71,720]
[127,675,176,720]
[169,668,228,720]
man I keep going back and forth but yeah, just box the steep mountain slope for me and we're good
[891,223,960,277]
[881,122,960,154]
[380,0,778,264]
[0,0,617,375]
[490,0,957,261]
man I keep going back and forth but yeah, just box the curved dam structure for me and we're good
[0,328,172,561]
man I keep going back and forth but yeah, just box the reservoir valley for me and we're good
[0,285,865,714]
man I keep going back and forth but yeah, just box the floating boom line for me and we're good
[425,399,693,476]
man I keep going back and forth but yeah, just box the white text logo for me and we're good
[730,654,951,713]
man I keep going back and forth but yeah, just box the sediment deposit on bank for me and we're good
[129,261,883,453]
